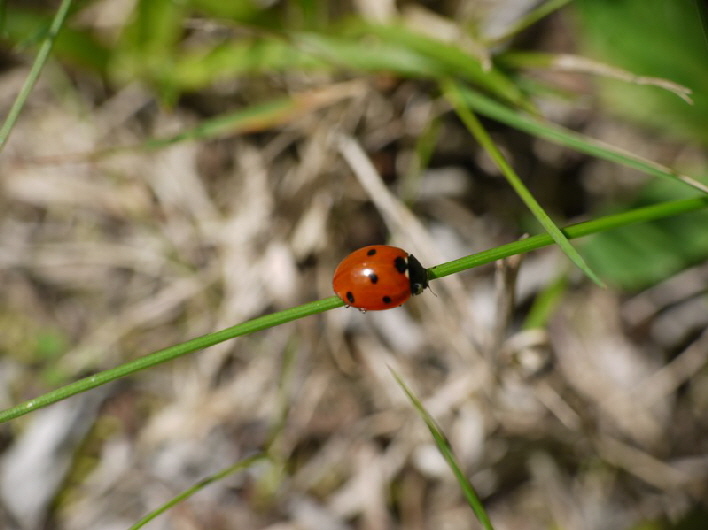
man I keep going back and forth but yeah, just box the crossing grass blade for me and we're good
[442,78,606,286]
[453,81,708,194]
[130,453,268,530]
[389,368,495,530]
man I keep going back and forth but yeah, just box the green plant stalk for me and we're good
[429,196,708,279]
[0,197,707,423]
[442,78,605,286]
[0,0,74,150]
[131,452,268,530]
[0,298,340,423]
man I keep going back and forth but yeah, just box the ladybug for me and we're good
[332,245,429,310]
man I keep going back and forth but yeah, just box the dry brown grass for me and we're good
[1,2,707,530]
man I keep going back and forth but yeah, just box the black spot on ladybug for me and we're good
[382,295,392,304]
[346,291,355,304]
[368,273,379,284]
[367,248,377,256]
[394,256,407,274]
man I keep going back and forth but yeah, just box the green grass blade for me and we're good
[428,196,708,279]
[131,453,268,529]
[47,85,362,160]
[582,181,708,289]
[0,5,109,72]
[0,297,342,423]
[138,84,364,146]
[2,197,707,424]
[341,21,527,108]
[165,21,526,103]
[0,0,74,151]
[454,86,708,194]
[442,78,605,286]
[389,369,494,530]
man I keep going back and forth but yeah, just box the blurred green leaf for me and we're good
[142,0,187,49]
[294,31,448,73]
[523,273,569,330]
[142,87,356,146]
[34,330,68,360]
[574,0,708,144]
[111,0,188,99]
[169,37,323,89]
[36,329,70,387]
[341,21,529,108]
[582,180,708,289]
[0,2,8,40]
[117,11,530,107]
[166,28,510,94]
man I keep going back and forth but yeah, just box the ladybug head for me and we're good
[406,254,429,295]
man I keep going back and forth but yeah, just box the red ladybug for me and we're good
[332,245,429,310]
